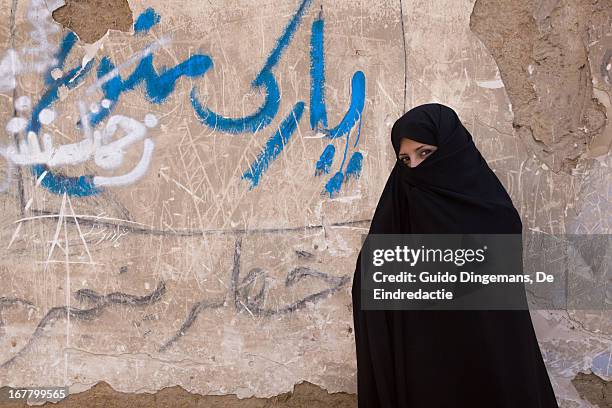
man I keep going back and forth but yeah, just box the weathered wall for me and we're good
[0,0,609,407]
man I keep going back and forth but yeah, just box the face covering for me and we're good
[370,102,522,235]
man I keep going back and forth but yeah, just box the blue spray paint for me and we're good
[309,15,327,130]
[324,172,343,197]
[28,32,94,134]
[25,8,213,196]
[190,70,279,133]
[345,151,363,180]
[307,9,366,196]
[242,102,305,188]
[322,71,365,140]
[134,7,161,33]
[26,32,100,196]
[88,6,211,127]
[21,4,367,198]
[191,0,313,134]
[31,166,102,196]
[89,52,212,127]
[315,144,334,175]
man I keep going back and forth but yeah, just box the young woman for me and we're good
[351,103,559,407]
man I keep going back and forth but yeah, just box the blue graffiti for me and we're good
[134,7,160,33]
[190,70,279,134]
[309,10,365,196]
[309,16,327,130]
[31,166,102,196]
[27,32,99,196]
[90,52,211,127]
[345,152,363,180]
[27,9,211,196]
[315,144,335,176]
[200,0,366,195]
[321,71,365,140]
[23,1,365,198]
[190,0,314,133]
[241,102,305,188]
[28,33,94,135]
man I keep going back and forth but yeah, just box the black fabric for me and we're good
[351,103,559,407]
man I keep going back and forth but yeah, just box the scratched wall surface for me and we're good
[0,0,609,407]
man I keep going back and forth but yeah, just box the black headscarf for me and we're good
[351,103,559,407]
[371,102,521,235]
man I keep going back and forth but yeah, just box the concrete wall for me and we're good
[0,0,609,406]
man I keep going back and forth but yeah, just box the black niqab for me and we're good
[351,103,559,407]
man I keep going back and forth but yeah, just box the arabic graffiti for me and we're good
[1,0,365,198]
[0,236,350,365]
[160,235,351,352]
[309,12,365,196]
[2,114,158,189]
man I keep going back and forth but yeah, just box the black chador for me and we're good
[351,103,559,407]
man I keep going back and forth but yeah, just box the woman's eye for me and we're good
[420,149,432,157]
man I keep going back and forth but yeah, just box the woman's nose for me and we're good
[409,156,423,168]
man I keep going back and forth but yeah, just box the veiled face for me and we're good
[397,137,438,168]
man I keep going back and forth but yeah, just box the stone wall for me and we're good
[0,0,609,406]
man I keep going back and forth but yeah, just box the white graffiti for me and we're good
[93,115,157,187]
[0,0,164,193]
[0,113,158,187]
[0,0,60,92]
[0,50,22,92]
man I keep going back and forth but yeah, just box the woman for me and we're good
[351,103,559,407]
